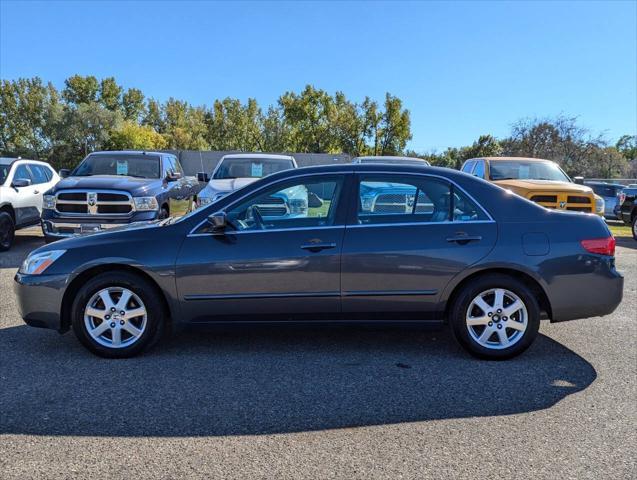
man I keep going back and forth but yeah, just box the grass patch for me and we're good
[608,222,633,238]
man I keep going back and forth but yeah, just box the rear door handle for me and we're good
[34,190,40,194]
[446,234,482,244]
[301,242,337,252]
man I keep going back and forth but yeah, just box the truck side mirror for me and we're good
[197,172,210,183]
[206,211,227,232]
[573,176,584,185]
[59,169,70,178]
[166,171,182,182]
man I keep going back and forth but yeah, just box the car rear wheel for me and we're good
[71,272,165,358]
[0,212,15,251]
[450,274,540,360]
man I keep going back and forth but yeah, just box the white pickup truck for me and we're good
[0,157,59,250]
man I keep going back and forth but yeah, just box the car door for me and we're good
[176,173,351,322]
[26,163,52,215]
[341,173,497,320]
[9,163,40,226]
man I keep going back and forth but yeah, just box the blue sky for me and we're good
[1,0,635,151]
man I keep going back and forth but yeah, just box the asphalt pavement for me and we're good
[1,227,635,479]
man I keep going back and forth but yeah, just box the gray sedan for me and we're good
[15,164,623,359]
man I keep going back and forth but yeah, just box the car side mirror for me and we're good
[206,211,227,232]
[308,192,323,209]
[573,176,584,185]
[59,169,71,178]
[12,178,31,188]
[197,172,210,183]
[166,171,182,182]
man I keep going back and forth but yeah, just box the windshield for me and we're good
[489,161,570,182]
[72,154,161,179]
[213,158,294,179]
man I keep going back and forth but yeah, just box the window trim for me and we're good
[348,172,493,227]
[188,170,493,236]
[188,172,352,236]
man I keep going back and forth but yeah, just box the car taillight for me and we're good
[581,237,616,256]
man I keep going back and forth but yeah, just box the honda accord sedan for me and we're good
[15,164,623,359]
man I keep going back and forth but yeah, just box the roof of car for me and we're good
[89,150,166,157]
[220,153,296,161]
[469,156,555,163]
[353,156,429,163]
[585,181,625,187]
[258,163,457,179]
[0,157,17,166]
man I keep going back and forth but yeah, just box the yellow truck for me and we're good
[460,156,604,215]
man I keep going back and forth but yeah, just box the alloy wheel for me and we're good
[465,288,528,350]
[84,287,147,348]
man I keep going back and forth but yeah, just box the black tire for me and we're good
[159,207,169,220]
[0,211,15,251]
[632,215,637,241]
[71,271,166,358]
[449,274,540,360]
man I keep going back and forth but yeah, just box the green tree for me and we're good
[279,85,338,153]
[107,121,168,150]
[62,75,99,105]
[122,88,146,122]
[374,93,411,155]
[99,77,123,111]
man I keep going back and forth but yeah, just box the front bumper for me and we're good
[41,211,158,239]
[14,272,70,331]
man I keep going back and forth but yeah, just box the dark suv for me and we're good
[41,151,201,242]
[618,185,637,239]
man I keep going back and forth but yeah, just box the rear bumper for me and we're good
[548,258,624,322]
[14,272,69,332]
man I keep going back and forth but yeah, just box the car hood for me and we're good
[493,179,593,194]
[50,175,160,196]
[209,177,259,192]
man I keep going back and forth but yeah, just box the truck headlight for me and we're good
[20,250,66,275]
[133,197,159,211]
[289,198,308,214]
[43,195,56,210]
[595,195,605,214]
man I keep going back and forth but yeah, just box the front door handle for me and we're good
[446,234,482,245]
[34,190,39,194]
[301,242,337,252]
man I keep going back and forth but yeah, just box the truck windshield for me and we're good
[72,154,161,179]
[489,161,571,182]
[213,158,295,179]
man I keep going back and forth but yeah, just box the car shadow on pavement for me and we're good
[616,237,636,250]
[0,324,596,437]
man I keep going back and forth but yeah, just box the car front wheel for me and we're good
[632,215,637,240]
[450,274,540,360]
[71,271,165,358]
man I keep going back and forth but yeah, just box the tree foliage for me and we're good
[0,76,632,178]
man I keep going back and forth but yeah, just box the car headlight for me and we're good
[19,250,66,275]
[595,195,605,214]
[361,197,374,211]
[43,194,56,209]
[133,196,159,211]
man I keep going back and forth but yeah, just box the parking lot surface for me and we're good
[1,227,635,479]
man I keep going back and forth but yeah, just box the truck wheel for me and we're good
[159,207,169,220]
[449,274,540,360]
[0,212,15,251]
[632,215,637,240]
[71,271,166,358]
